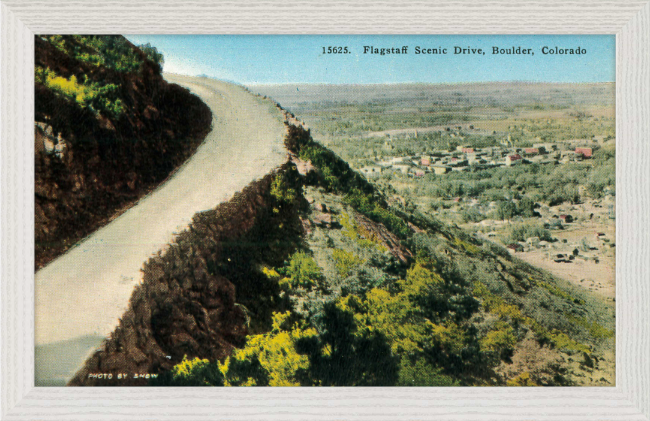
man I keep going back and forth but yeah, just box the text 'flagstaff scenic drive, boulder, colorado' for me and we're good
[358,45,586,55]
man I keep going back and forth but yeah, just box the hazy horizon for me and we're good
[245,80,616,87]
[162,73,616,87]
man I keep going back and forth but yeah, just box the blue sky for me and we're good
[125,35,615,85]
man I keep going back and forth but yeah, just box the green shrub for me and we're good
[276,251,324,290]
[340,213,388,251]
[344,189,410,238]
[538,281,585,305]
[507,372,538,386]
[480,322,517,359]
[508,223,553,243]
[43,35,160,74]
[565,314,614,340]
[473,281,591,354]
[461,207,485,223]
[398,357,457,386]
[35,65,125,117]
[453,237,481,255]
[496,200,517,220]
[270,171,298,204]
[296,303,400,386]
[220,312,317,386]
[151,355,225,386]
[332,249,365,278]
[138,42,165,71]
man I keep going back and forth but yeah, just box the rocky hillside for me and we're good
[69,111,614,387]
[35,35,212,269]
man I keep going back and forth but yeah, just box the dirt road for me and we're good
[35,75,288,385]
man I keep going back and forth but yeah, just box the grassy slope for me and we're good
[280,124,615,386]
[131,121,614,387]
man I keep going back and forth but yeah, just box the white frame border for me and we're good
[1,1,649,420]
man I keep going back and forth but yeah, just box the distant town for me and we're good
[359,125,608,179]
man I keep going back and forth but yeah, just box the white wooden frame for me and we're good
[1,1,649,419]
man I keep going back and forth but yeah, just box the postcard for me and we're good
[34,34,615,387]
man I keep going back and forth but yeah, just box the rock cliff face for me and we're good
[68,160,306,386]
[35,36,212,269]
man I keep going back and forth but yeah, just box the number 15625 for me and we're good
[322,46,350,54]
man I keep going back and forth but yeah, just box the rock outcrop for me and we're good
[69,163,305,386]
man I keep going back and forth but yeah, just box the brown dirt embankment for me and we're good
[35,36,212,269]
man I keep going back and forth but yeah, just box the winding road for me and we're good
[35,75,288,386]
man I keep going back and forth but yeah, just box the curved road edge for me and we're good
[34,75,289,386]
